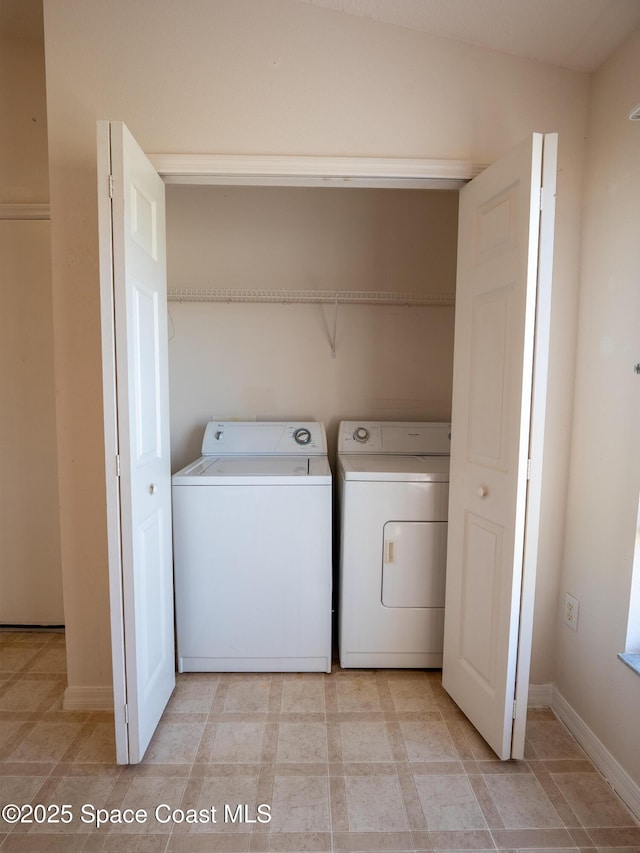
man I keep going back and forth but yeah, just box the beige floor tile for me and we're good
[586,826,640,847]
[335,675,382,713]
[483,773,564,828]
[551,771,638,827]
[343,775,409,831]
[3,633,639,853]
[276,721,328,763]
[0,720,32,758]
[490,826,578,849]
[525,719,586,760]
[386,676,437,712]
[263,830,331,851]
[188,775,259,833]
[414,774,487,830]
[164,678,218,715]
[0,630,52,645]
[0,833,88,851]
[207,722,265,763]
[107,776,188,833]
[269,776,331,832]
[143,721,205,765]
[447,719,496,761]
[169,837,252,852]
[73,723,117,764]
[93,836,171,852]
[0,777,48,831]
[25,648,68,675]
[222,679,271,714]
[332,829,415,850]
[8,721,84,763]
[0,678,64,712]
[0,646,41,673]
[338,722,393,763]
[29,776,119,833]
[427,828,495,850]
[280,677,325,713]
[399,721,459,762]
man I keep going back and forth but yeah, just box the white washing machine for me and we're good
[172,421,332,673]
[338,420,451,669]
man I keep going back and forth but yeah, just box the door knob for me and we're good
[478,486,488,498]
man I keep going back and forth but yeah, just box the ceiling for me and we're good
[4,0,640,73]
[293,0,640,72]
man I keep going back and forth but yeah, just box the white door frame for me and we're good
[98,126,128,763]
[100,147,550,761]
[512,134,557,754]
[148,153,484,189]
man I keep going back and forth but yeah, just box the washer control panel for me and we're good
[338,421,451,455]
[202,421,327,456]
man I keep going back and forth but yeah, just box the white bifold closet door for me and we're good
[98,121,175,764]
[443,133,557,760]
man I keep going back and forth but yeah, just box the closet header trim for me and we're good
[149,154,484,189]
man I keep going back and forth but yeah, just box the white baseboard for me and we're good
[0,203,50,220]
[63,685,113,712]
[550,686,640,822]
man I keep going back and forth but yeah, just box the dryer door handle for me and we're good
[384,539,396,564]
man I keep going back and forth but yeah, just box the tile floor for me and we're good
[1,630,639,852]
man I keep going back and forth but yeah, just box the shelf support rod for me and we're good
[331,293,339,358]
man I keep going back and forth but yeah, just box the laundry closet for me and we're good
[164,184,460,472]
[100,124,555,763]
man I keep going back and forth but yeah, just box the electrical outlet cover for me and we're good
[564,592,579,631]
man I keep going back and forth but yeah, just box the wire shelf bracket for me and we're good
[166,288,455,356]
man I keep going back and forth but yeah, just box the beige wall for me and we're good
[42,0,589,697]
[0,0,62,624]
[167,185,459,470]
[556,24,640,784]
[0,0,50,203]
[0,221,63,624]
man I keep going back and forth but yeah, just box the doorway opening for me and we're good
[100,126,555,763]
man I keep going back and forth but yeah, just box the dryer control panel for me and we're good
[338,421,451,455]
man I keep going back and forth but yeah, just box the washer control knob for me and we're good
[353,427,369,443]
[149,483,158,495]
[478,486,489,498]
[293,427,312,445]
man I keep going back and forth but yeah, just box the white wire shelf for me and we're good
[167,287,455,306]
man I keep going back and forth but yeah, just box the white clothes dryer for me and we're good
[338,421,450,669]
[172,421,332,673]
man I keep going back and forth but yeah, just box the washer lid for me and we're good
[196,457,311,476]
[340,454,449,482]
[172,454,332,486]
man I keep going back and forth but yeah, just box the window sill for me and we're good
[618,653,640,677]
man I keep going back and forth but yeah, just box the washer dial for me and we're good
[293,427,312,445]
[353,427,369,443]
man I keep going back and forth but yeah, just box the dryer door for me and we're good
[382,521,447,608]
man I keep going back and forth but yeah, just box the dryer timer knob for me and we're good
[353,427,369,443]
